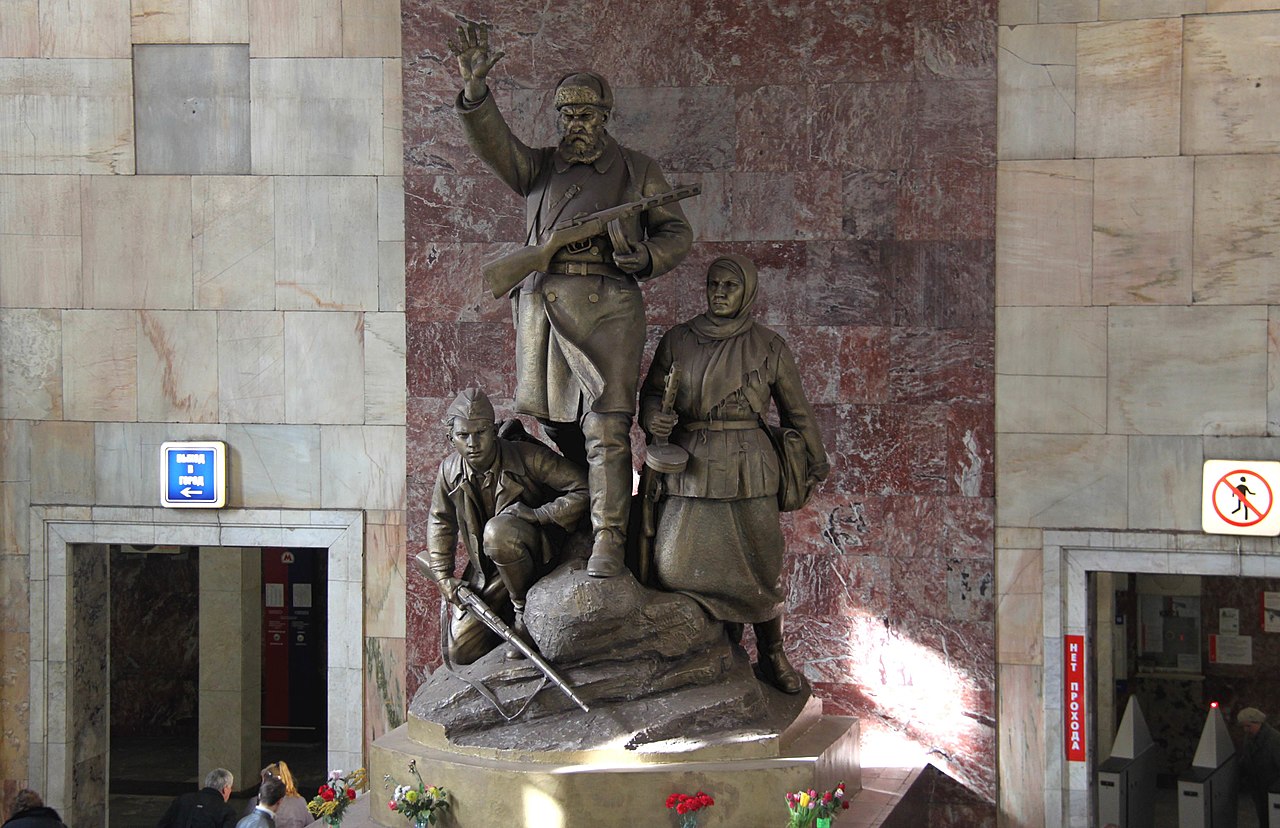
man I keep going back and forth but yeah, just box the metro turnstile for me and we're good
[1098,697,1159,828]
[1178,706,1238,828]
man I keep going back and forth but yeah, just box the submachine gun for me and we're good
[481,185,702,298]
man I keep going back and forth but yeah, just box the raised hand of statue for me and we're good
[448,21,505,104]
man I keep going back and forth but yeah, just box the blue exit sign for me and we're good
[160,441,227,508]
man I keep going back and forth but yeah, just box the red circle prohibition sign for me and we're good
[1213,469,1273,527]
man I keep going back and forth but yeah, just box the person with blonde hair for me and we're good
[243,762,311,828]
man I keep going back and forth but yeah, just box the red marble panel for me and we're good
[781,491,883,557]
[735,85,811,173]
[774,324,886,406]
[402,77,490,176]
[784,552,893,619]
[888,327,994,406]
[610,86,737,174]
[827,403,949,496]
[794,170,844,242]
[768,242,892,327]
[405,240,515,323]
[886,240,995,330]
[406,320,516,399]
[939,495,994,558]
[914,80,996,168]
[406,397,449,479]
[841,169,904,241]
[913,0,997,23]
[914,21,996,81]
[730,172,798,242]
[679,173,732,244]
[688,0,809,87]
[947,403,994,498]
[404,173,524,244]
[810,0,917,83]
[642,262,707,330]
[574,1,698,87]
[898,159,996,242]
[810,82,919,171]
[405,558,443,695]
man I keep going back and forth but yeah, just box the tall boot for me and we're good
[582,411,632,578]
[493,554,536,659]
[753,616,802,694]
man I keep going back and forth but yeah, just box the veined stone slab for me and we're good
[1208,0,1280,8]
[363,516,405,639]
[341,0,399,57]
[996,375,1106,434]
[193,176,274,310]
[217,310,284,423]
[0,1,38,57]
[275,176,378,310]
[136,310,219,423]
[320,425,405,509]
[38,0,130,57]
[1271,308,1280,435]
[82,176,193,310]
[997,161,1093,306]
[1108,305,1267,435]
[1183,12,1280,155]
[1000,0,1037,23]
[134,44,250,175]
[996,433,1128,527]
[379,241,405,312]
[130,0,250,43]
[249,0,341,57]
[0,59,133,174]
[998,25,1076,161]
[30,421,94,504]
[1193,155,1280,305]
[1040,0,1099,21]
[997,664,1046,827]
[283,311,364,423]
[1127,436,1202,531]
[0,308,62,419]
[363,312,405,425]
[224,424,321,508]
[1100,0,1204,16]
[1077,18,1182,159]
[382,58,403,177]
[1093,156,1193,304]
[996,306,1106,377]
[62,309,137,422]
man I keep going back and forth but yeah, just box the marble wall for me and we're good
[401,0,997,803]
[996,2,1280,825]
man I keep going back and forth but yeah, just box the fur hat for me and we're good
[1239,707,1267,725]
[554,71,613,112]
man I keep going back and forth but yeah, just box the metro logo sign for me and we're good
[1065,634,1086,762]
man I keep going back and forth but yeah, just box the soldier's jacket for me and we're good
[425,438,588,589]
[456,91,692,421]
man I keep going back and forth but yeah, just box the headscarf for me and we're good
[685,255,775,415]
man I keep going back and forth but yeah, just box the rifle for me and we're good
[481,184,701,298]
[454,583,591,713]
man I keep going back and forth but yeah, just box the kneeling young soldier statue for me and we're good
[415,388,589,665]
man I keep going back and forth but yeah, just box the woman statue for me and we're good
[640,254,828,694]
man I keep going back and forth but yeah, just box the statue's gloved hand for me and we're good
[646,410,678,440]
[500,502,539,524]
[448,21,505,103]
[613,243,651,275]
[434,576,463,605]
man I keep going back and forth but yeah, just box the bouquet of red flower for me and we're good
[784,781,849,828]
[307,767,366,826]
[666,790,714,828]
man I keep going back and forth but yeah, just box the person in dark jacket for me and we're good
[156,768,237,828]
[1239,706,1280,825]
[3,789,67,828]
[235,777,284,828]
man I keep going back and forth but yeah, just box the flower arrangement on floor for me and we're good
[307,767,366,826]
[665,790,714,828]
[784,782,848,828]
[385,759,450,826]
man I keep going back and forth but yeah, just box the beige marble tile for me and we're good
[131,0,247,42]
[382,58,403,177]
[1183,12,1280,155]
[0,1,39,56]
[1,483,31,557]
[1000,0,1038,23]
[1076,18,1181,158]
[379,241,405,312]
[130,0,191,42]
[364,312,404,426]
[996,375,1107,434]
[274,176,379,310]
[320,425,405,509]
[997,546,1043,596]
[249,0,341,57]
[1127,436,1202,531]
[191,0,249,41]
[1271,307,1280,436]
[30,421,94,504]
[283,311,365,423]
[1,421,31,482]
[136,310,219,423]
[95,422,227,506]
[0,59,134,174]
[1040,0,1098,20]
[998,25,1076,161]
[82,176,193,309]
[997,161,1093,306]
[217,311,284,423]
[1109,306,1268,435]
[996,433,1128,527]
[997,593,1043,664]
[1208,0,1280,8]
[1100,0,1203,15]
[341,0,398,57]
[364,636,406,744]
[996,526,1043,549]
[996,306,1107,377]
[1193,154,1280,305]
[0,630,31,776]
[0,309,62,419]
[364,514,404,638]
[62,309,137,421]
[192,176,274,310]
[225,424,321,507]
[378,176,404,242]
[251,58,383,175]
[1092,156,1192,305]
[39,0,130,57]
[0,175,81,307]
[997,664,1046,828]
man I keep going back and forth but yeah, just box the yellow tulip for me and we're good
[799,792,810,808]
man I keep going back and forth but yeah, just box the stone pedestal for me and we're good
[368,695,860,827]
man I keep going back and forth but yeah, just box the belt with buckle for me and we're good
[682,419,760,432]
[546,261,624,277]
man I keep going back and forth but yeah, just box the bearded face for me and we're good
[556,104,608,164]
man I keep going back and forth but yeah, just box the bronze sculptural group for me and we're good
[415,21,828,707]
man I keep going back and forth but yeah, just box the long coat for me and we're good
[457,92,692,421]
[425,438,588,590]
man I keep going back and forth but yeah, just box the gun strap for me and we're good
[439,598,550,722]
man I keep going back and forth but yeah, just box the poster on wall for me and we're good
[1264,593,1280,633]
[1208,634,1253,665]
[1065,635,1086,762]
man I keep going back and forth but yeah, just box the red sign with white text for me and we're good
[1065,635,1086,762]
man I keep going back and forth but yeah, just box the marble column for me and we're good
[198,547,261,788]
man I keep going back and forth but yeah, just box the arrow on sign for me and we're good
[180,487,203,497]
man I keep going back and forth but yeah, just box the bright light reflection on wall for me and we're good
[523,783,566,827]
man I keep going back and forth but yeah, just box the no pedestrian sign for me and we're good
[161,441,227,509]
[1202,460,1280,536]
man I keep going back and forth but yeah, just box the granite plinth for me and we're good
[369,696,860,828]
